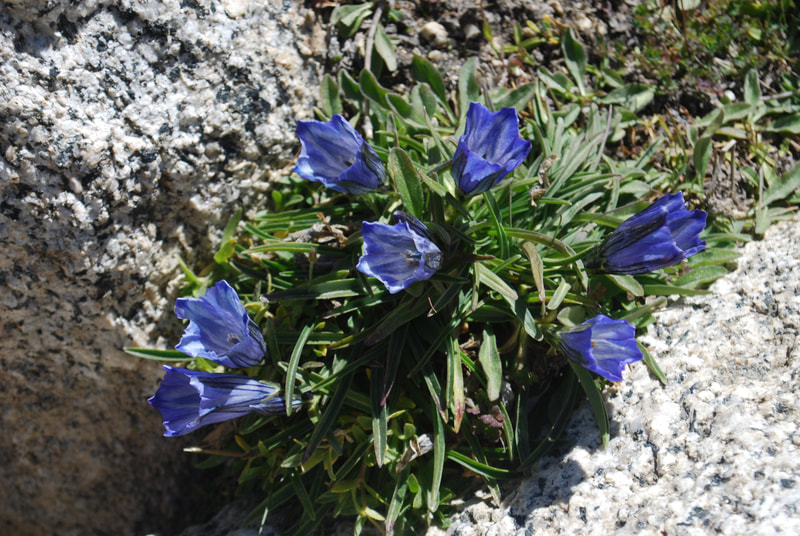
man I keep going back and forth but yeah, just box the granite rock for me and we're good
[0,1,322,534]
[431,213,800,535]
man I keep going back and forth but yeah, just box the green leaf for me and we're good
[420,167,450,198]
[374,24,397,72]
[290,472,316,520]
[427,407,446,512]
[475,262,519,303]
[214,208,243,263]
[266,279,371,301]
[447,338,465,432]
[418,83,441,120]
[505,228,574,255]
[364,297,429,347]
[359,69,389,107]
[213,239,236,264]
[672,265,728,289]
[765,114,800,135]
[389,147,425,218]
[370,366,388,468]
[561,28,586,96]
[604,274,644,297]
[689,248,741,267]
[423,365,447,421]
[547,279,571,310]
[482,191,509,258]
[720,103,752,122]
[693,136,713,184]
[385,471,409,536]
[286,324,312,416]
[521,242,546,309]
[763,163,800,206]
[303,371,353,464]
[479,328,502,401]
[338,70,362,101]
[220,208,242,244]
[411,55,449,113]
[445,450,512,479]
[334,440,372,481]
[599,84,654,113]
[492,83,537,112]
[320,74,342,117]
[123,348,189,361]
[265,317,281,368]
[372,405,388,468]
[717,126,748,139]
[242,241,327,254]
[568,362,609,448]
[639,342,667,385]
[514,298,542,341]
[642,284,711,297]
[458,57,480,120]
[332,3,373,38]
[621,297,666,326]
[744,69,761,106]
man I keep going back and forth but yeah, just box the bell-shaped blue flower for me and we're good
[559,315,642,382]
[148,366,302,437]
[452,101,532,195]
[356,212,442,294]
[175,280,266,369]
[294,114,385,194]
[588,193,707,275]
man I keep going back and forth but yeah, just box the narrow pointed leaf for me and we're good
[286,324,312,416]
[374,24,397,72]
[521,242,546,309]
[124,348,189,361]
[303,372,353,464]
[320,74,343,117]
[475,262,518,302]
[561,28,586,95]
[479,328,502,401]
[639,342,667,385]
[389,147,425,218]
[427,407,446,512]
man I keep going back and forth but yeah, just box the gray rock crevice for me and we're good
[0,1,323,534]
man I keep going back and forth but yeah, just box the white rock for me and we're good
[421,21,449,49]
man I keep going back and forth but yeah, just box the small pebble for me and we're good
[463,24,481,41]
[221,0,249,18]
[421,21,448,49]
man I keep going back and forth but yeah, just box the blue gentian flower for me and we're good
[148,366,302,437]
[356,212,442,294]
[559,315,642,382]
[294,114,385,194]
[175,280,266,369]
[588,193,707,275]
[452,101,532,195]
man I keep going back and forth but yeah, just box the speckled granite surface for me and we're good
[0,1,322,534]
[432,214,800,535]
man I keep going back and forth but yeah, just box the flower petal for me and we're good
[148,366,300,437]
[452,102,532,196]
[589,193,707,275]
[294,115,385,193]
[559,315,642,382]
[174,281,266,368]
[357,219,442,294]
